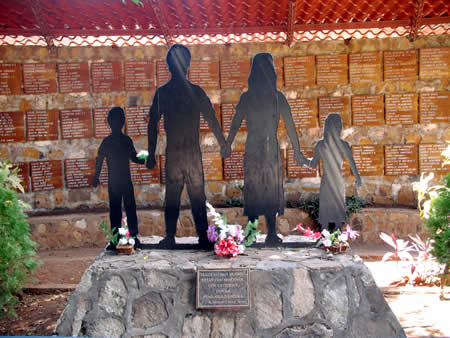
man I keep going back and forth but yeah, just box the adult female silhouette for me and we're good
[226,53,306,246]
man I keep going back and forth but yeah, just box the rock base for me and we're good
[55,237,405,337]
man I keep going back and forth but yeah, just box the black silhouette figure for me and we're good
[147,44,229,250]
[226,53,307,246]
[308,113,361,231]
[93,107,145,250]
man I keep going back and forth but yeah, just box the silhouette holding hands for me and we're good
[92,107,145,250]
[225,53,307,246]
[307,113,361,231]
[147,44,228,249]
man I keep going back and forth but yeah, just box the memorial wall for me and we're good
[0,35,449,212]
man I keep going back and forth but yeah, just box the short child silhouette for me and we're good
[307,113,361,231]
[93,107,145,250]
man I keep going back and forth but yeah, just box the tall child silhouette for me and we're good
[307,113,361,231]
[147,44,229,249]
[93,107,145,250]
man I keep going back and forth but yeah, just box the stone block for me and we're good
[23,146,41,159]
[34,192,53,209]
[252,272,283,329]
[276,323,333,338]
[182,314,211,337]
[132,292,168,329]
[99,275,127,316]
[292,268,315,318]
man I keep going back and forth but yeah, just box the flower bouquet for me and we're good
[206,202,260,257]
[99,217,135,255]
[296,224,359,254]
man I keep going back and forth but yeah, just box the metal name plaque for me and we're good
[196,268,250,309]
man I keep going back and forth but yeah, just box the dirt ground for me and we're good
[0,246,449,337]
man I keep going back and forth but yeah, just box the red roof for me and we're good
[0,0,449,46]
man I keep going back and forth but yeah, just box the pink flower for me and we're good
[297,224,321,240]
[343,225,359,240]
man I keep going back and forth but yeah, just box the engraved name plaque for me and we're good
[189,60,220,90]
[0,111,25,143]
[385,144,418,176]
[0,63,22,95]
[419,144,449,174]
[220,60,250,89]
[125,105,150,137]
[130,159,160,185]
[94,107,112,138]
[419,92,450,124]
[318,96,350,127]
[125,60,154,91]
[420,47,450,80]
[222,103,246,132]
[65,158,95,189]
[316,54,348,86]
[57,63,90,93]
[31,160,63,191]
[352,145,384,176]
[200,104,221,132]
[384,50,417,81]
[283,56,315,87]
[12,162,30,193]
[288,98,318,129]
[23,63,57,94]
[385,93,418,125]
[156,60,170,88]
[60,108,93,139]
[91,62,123,93]
[349,52,382,84]
[287,148,317,178]
[26,109,59,141]
[202,152,223,181]
[223,151,244,180]
[352,95,384,126]
[196,269,249,309]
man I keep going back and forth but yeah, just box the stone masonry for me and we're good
[55,237,405,337]
[28,207,424,249]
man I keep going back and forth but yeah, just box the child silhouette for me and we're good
[93,107,145,250]
[308,113,361,231]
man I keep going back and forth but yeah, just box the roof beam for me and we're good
[286,0,298,46]
[148,0,173,47]
[409,0,425,41]
[28,0,55,51]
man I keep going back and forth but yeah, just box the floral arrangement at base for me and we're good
[99,217,135,254]
[206,202,260,257]
[296,224,359,253]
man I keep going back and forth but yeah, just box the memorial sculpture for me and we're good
[225,53,307,246]
[307,113,361,231]
[146,44,230,250]
[92,107,145,250]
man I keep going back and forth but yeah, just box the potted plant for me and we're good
[296,224,359,254]
[99,217,136,255]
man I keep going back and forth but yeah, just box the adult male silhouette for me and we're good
[147,44,229,249]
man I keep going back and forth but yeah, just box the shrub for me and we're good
[0,161,40,317]
[299,195,366,228]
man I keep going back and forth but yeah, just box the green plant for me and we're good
[299,195,366,227]
[99,221,118,245]
[0,161,40,317]
[413,147,449,297]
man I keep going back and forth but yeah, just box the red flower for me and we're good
[215,237,240,257]
[297,224,321,240]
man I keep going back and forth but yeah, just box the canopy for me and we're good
[0,0,448,47]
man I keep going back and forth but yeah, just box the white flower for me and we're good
[118,238,128,246]
[321,229,331,239]
[338,234,348,242]
[219,228,228,239]
[128,238,135,246]
[118,227,127,236]
[323,239,332,247]
[238,245,245,254]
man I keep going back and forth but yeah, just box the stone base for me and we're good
[55,237,405,338]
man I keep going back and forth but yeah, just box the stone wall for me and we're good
[29,207,424,249]
[1,35,449,214]
[55,242,405,337]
